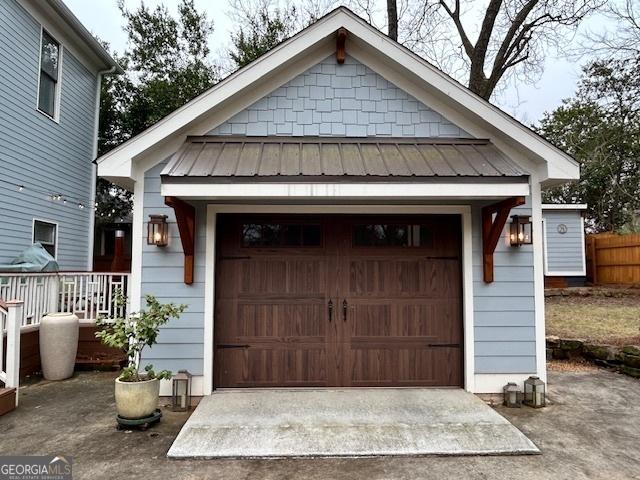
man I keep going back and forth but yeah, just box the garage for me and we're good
[214,214,463,388]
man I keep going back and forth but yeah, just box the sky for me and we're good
[64,0,611,126]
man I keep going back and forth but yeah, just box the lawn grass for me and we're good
[546,295,640,345]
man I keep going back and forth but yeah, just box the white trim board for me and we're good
[531,177,547,385]
[97,7,579,185]
[542,204,587,211]
[161,182,530,200]
[200,204,475,394]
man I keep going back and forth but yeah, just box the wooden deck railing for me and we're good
[0,272,129,327]
[586,233,640,285]
[1,300,23,405]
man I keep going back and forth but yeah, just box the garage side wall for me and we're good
[543,210,585,275]
[472,199,537,375]
[139,162,206,375]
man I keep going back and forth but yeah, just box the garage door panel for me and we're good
[215,214,463,388]
[232,303,326,339]
[238,259,327,295]
[284,348,329,384]
[346,259,461,297]
[397,347,462,385]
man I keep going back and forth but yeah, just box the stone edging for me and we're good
[546,337,640,378]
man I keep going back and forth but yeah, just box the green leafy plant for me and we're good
[96,293,187,382]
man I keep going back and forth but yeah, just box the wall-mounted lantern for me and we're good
[503,382,522,408]
[509,215,533,247]
[523,375,546,408]
[171,370,192,412]
[147,215,168,247]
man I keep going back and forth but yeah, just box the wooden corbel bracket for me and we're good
[165,196,196,285]
[482,196,526,283]
[336,28,348,64]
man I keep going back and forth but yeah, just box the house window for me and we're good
[38,30,60,119]
[242,224,322,247]
[33,220,57,257]
[353,224,433,247]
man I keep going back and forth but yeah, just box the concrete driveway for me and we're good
[1,367,639,479]
[168,388,538,458]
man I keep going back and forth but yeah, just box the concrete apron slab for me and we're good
[167,389,539,459]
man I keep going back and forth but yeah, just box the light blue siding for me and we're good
[543,209,585,274]
[139,162,207,375]
[209,55,471,138]
[0,0,97,269]
[472,199,537,374]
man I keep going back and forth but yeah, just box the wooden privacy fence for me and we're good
[586,233,640,285]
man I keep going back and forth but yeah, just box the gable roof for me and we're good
[97,6,578,187]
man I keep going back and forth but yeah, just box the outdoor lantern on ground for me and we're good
[147,214,168,246]
[503,382,522,408]
[523,376,546,408]
[509,215,533,247]
[171,370,192,412]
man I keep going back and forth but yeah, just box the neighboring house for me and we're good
[0,0,122,270]
[542,204,587,287]
[97,8,580,396]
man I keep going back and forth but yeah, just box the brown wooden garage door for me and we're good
[214,214,463,388]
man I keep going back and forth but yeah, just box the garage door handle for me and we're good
[342,299,348,322]
[328,300,333,323]
[427,343,461,348]
[217,344,250,349]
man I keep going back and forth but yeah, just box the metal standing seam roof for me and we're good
[161,137,527,179]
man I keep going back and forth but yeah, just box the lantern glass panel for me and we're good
[171,370,192,412]
[523,376,546,408]
[147,215,168,246]
[510,215,533,246]
[503,382,521,408]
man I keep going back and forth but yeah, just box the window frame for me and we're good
[36,27,63,122]
[32,218,58,259]
[351,222,435,248]
[240,222,324,248]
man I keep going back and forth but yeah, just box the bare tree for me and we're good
[348,0,602,100]
[585,0,640,60]
[387,0,398,40]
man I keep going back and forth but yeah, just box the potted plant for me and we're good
[96,294,186,420]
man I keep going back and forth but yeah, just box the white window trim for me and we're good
[542,216,587,277]
[32,218,59,259]
[36,27,63,123]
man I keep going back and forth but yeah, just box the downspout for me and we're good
[88,65,117,272]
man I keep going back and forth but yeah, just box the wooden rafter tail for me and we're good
[164,196,196,284]
[481,196,526,283]
[336,28,347,64]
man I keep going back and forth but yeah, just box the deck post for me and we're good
[5,300,23,405]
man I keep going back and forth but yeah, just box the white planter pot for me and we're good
[115,377,160,419]
[39,312,79,381]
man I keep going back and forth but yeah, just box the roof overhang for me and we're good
[96,7,578,187]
